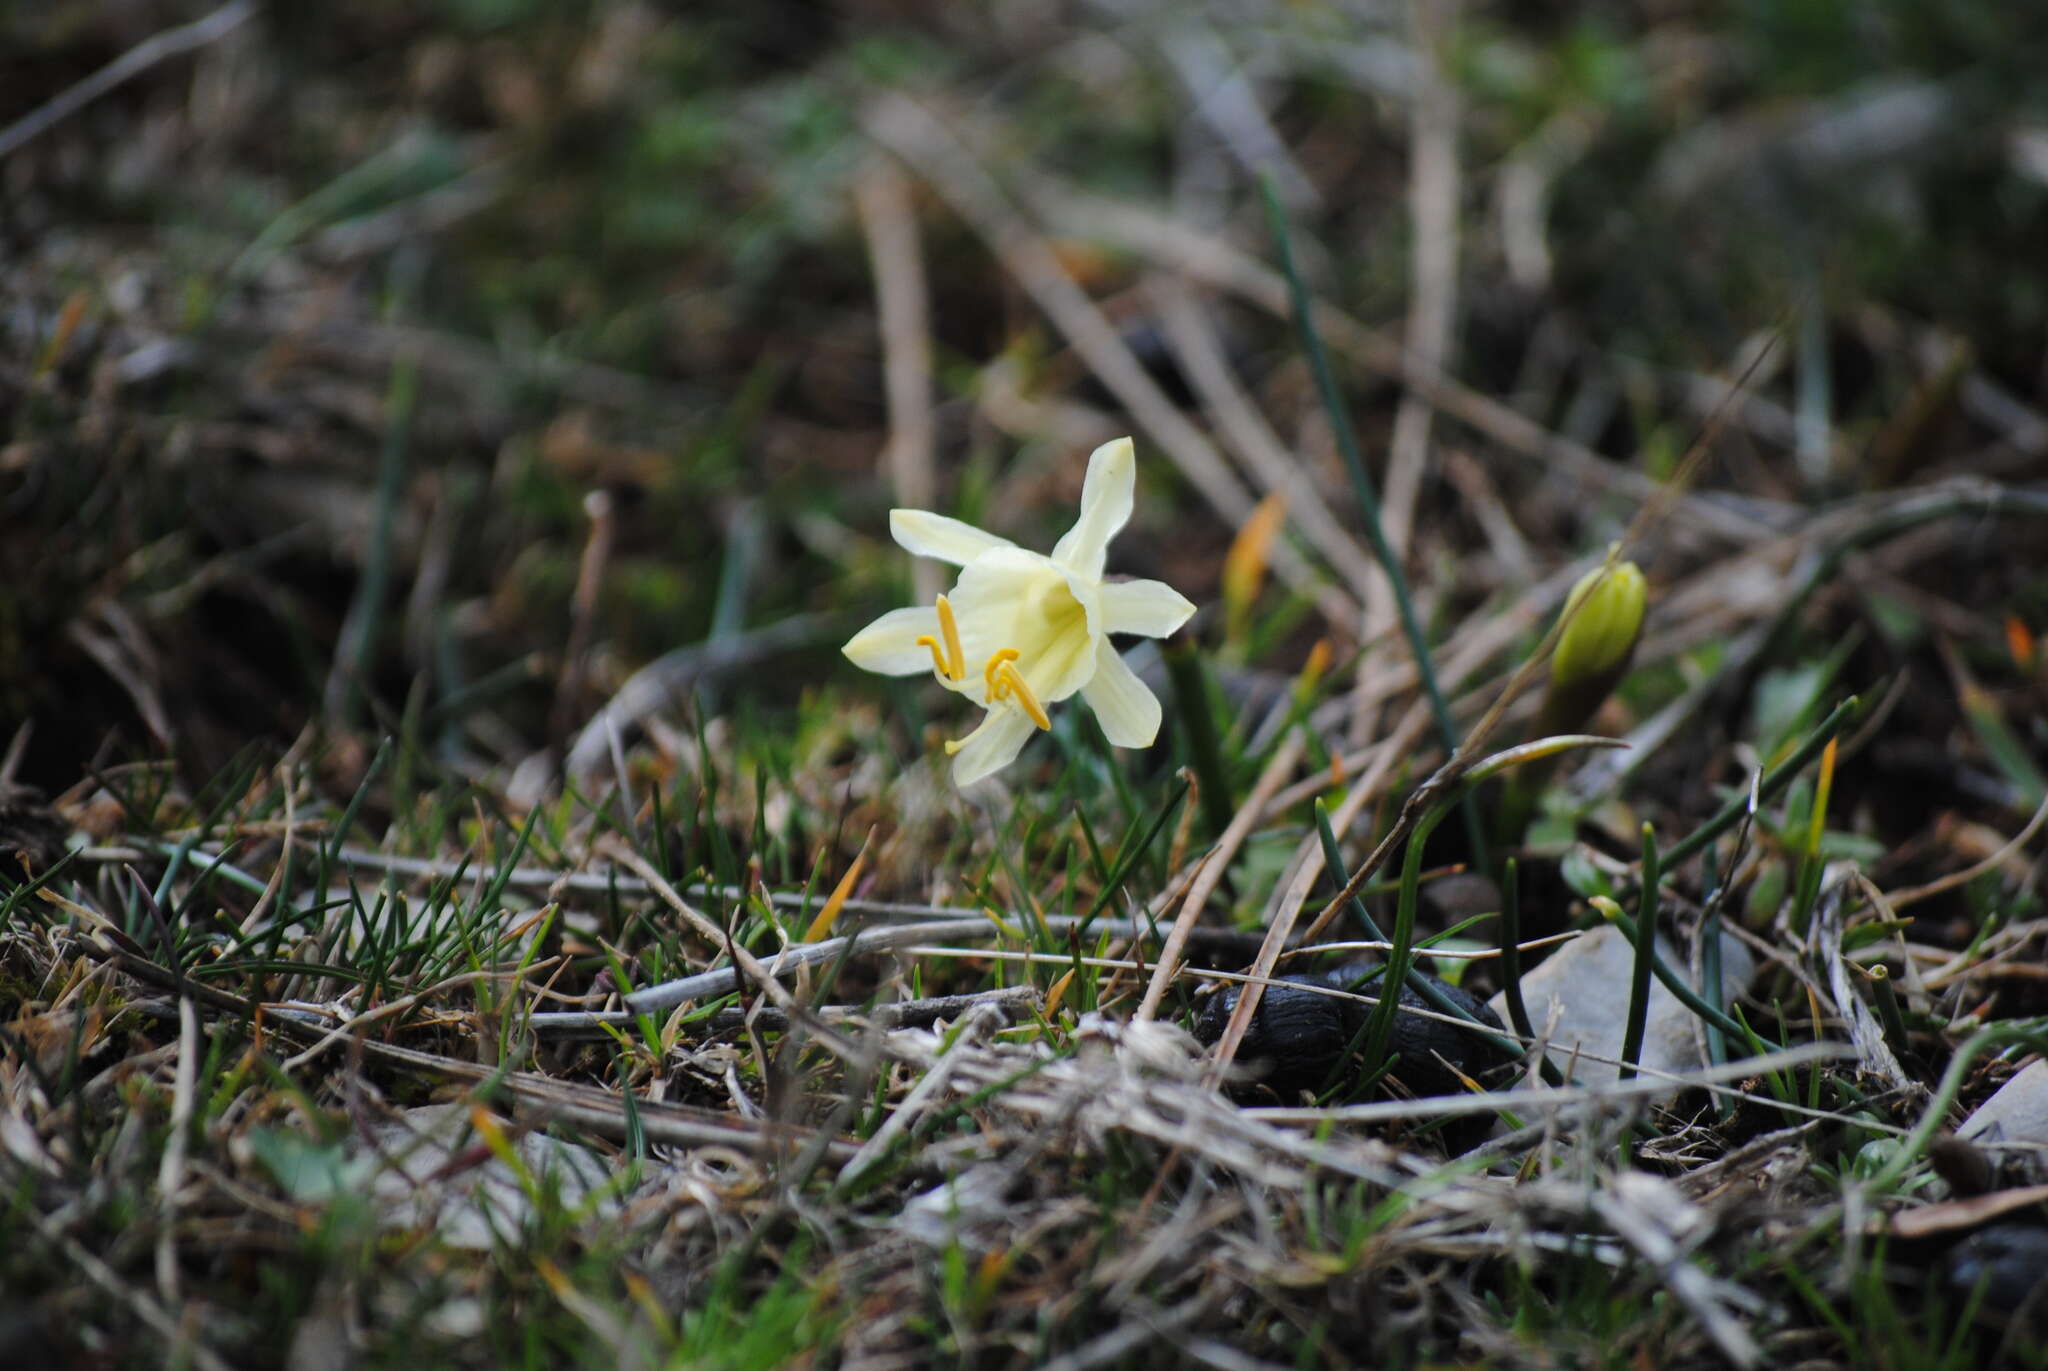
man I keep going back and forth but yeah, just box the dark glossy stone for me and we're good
[1942,1221,2048,1320]
[1194,962,1513,1101]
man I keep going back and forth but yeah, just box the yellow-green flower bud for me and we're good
[1497,557,1649,849]
[1587,895,1626,923]
[1551,560,1646,689]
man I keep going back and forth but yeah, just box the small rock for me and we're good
[1489,923,1756,1086]
[1196,964,1514,1099]
[366,1104,621,1250]
[1961,1060,2048,1150]
[1941,1221,2048,1321]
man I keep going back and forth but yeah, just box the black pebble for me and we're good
[1943,1221,2048,1323]
[1194,962,1513,1101]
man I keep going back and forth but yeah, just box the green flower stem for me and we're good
[1603,904,1775,1051]
[1262,182,1486,872]
[1357,800,1444,1078]
[1313,802,1523,1062]
[1867,965,1913,1067]
[1498,857,1537,1043]
[1701,907,1728,1068]
[1162,639,1233,839]
[1617,824,1661,1082]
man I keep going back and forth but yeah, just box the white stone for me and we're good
[366,1103,622,1250]
[1489,923,1758,1087]
[1961,1059,2048,1148]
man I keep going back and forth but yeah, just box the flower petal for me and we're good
[950,708,1038,785]
[1100,578,1195,639]
[1050,437,1134,579]
[890,509,1016,566]
[1080,640,1163,748]
[842,605,943,676]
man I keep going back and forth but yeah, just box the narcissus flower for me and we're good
[844,437,1196,784]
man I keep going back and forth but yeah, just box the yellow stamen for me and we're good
[935,593,965,681]
[996,660,1052,730]
[914,635,950,679]
[914,594,967,683]
[983,647,1021,701]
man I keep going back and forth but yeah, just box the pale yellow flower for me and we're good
[843,437,1196,784]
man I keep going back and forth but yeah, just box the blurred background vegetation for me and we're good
[6,0,2046,801]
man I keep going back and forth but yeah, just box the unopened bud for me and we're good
[1552,559,1646,689]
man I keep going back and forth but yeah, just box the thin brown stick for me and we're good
[1363,0,1462,744]
[862,92,1360,630]
[80,928,853,1161]
[1885,786,2048,911]
[1138,733,1306,1022]
[601,840,866,1065]
[1201,702,1427,1088]
[237,764,299,935]
[0,720,30,786]
[1136,848,1217,1026]
[551,488,616,756]
[1017,174,1781,544]
[0,1,255,162]
[855,157,943,605]
[153,994,199,1304]
[1443,447,1537,581]
[280,968,531,1071]
[1147,275,1381,602]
